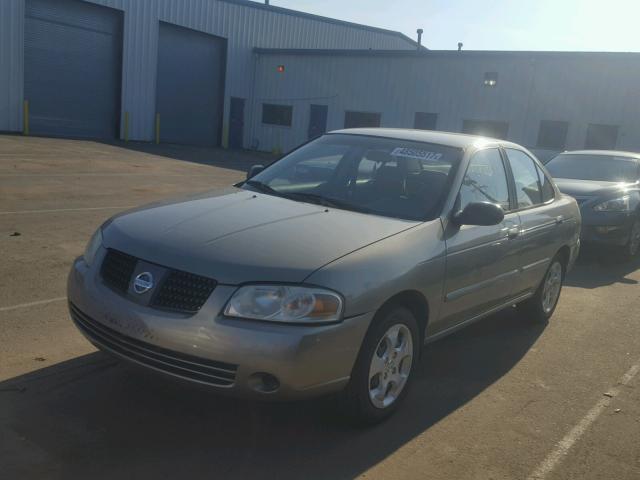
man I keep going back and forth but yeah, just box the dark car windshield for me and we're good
[243,134,462,221]
[546,154,639,182]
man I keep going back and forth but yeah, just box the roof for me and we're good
[220,1,420,48]
[560,150,640,159]
[254,48,640,58]
[328,128,522,150]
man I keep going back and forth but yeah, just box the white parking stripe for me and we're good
[0,297,67,313]
[527,361,640,480]
[0,206,133,215]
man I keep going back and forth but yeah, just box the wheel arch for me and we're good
[556,245,571,274]
[376,290,430,345]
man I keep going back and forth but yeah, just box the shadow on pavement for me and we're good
[0,308,543,480]
[101,141,276,173]
[565,248,640,289]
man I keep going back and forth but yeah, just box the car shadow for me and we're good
[99,140,276,173]
[0,308,543,480]
[565,248,640,289]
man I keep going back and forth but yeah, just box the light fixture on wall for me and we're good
[484,72,498,87]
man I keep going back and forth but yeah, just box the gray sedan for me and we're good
[68,129,581,423]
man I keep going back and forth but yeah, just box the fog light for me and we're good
[248,372,280,393]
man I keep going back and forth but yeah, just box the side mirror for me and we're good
[246,164,265,180]
[452,202,504,226]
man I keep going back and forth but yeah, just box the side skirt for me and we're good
[424,292,534,345]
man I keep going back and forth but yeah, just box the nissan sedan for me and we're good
[546,150,640,257]
[68,129,581,423]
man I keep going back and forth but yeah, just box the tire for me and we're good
[622,218,640,258]
[517,255,565,324]
[341,305,420,425]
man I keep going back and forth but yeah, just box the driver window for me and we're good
[459,149,510,212]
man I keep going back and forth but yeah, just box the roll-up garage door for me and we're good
[24,0,123,139]
[156,23,227,147]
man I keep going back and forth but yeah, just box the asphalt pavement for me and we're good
[1,135,638,480]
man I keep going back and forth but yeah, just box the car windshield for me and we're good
[243,134,462,221]
[546,154,639,182]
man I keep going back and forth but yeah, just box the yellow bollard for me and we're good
[155,113,160,144]
[23,100,29,136]
[124,112,129,142]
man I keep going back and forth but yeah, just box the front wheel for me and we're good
[341,306,419,425]
[517,256,565,323]
[622,218,640,258]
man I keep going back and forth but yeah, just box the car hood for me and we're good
[553,178,633,198]
[102,187,420,284]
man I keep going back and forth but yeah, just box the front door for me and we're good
[439,148,521,331]
[308,104,328,139]
[229,97,245,149]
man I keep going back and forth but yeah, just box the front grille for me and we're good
[69,302,237,387]
[100,249,216,314]
[151,270,217,313]
[101,249,137,294]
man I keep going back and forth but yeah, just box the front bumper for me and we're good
[67,252,373,400]
[579,209,637,247]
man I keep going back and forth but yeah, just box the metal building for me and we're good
[0,0,416,146]
[249,49,640,156]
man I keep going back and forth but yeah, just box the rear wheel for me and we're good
[517,255,565,323]
[341,305,419,425]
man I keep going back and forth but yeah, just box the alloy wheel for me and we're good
[542,261,563,314]
[368,323,414,409]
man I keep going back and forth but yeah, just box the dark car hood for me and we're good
[102,188,420,284]
[553,178,633,198]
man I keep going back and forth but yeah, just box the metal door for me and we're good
[308,104,328,139]
[24,0,123,139]
[156,22,226,146]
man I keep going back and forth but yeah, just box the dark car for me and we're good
[546,150,640,257]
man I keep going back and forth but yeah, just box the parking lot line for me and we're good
[527,361,640,480]
[0,206,134,215]
[0,297,66,313]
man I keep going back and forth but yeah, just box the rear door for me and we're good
[504,148,561,295]
[440,148,521,330]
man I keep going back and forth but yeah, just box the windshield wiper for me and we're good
[285,192,373,214]
[245,181,371,214]
[244,180,283,196]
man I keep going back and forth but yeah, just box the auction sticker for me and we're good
[391,147,443,162]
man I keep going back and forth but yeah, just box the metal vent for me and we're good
[100,249,137,294]
[152,270,217,313]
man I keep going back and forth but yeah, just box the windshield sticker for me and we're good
[391,147,443,162]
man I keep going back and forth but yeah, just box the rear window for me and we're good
[546,154,639,182]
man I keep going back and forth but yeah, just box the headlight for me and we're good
[593,195,631,212]
[224,285,343,324]
[83,228,103,266]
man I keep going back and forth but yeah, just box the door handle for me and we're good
[555,215,565,225]
[507,227,520,239]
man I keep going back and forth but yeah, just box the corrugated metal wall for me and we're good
[0,0,415,142]
[250,51,640,153]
